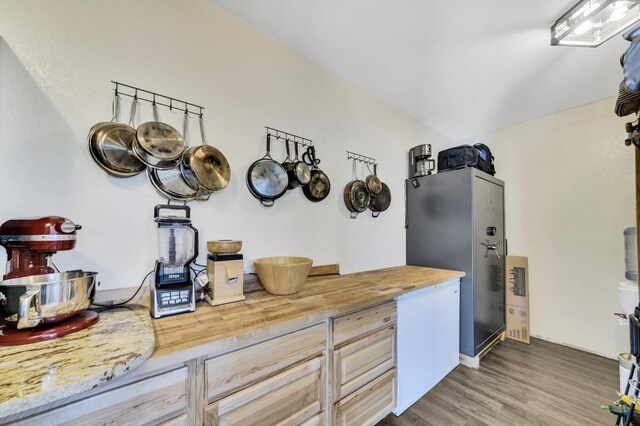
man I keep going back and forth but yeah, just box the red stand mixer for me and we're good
[0,216,99,345]
[0,216,81,279]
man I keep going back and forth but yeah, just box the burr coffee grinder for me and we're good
[408,144,436,178]
[150,205,199,319]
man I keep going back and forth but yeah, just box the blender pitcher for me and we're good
[154,205,198,286]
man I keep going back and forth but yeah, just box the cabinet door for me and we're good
[206,322,326,401]
[333,326,395,401]
[205,357,323,426]
[15,367,188,426]
[334,369,396,426]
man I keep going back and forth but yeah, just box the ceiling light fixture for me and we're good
[551,0,640,47]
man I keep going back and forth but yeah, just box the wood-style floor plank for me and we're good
[378,337,618,426]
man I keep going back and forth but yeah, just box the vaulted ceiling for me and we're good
[210,0,628,140]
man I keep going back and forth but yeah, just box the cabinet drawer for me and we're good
[333,301,396,347]
[333,326,395,401]
[299,411,325,426]
[16,367,188,426]
[334,368,396,426]
[206,322,326,401]
[205,357,324,426]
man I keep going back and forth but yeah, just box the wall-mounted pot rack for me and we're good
[112,81,205,117]
[346,151,377,166]
[265,126,313,148]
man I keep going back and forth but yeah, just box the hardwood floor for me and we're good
[378,337,619,426]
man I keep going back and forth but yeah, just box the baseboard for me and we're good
[532,334,616,360]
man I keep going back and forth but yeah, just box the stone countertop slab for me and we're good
[0,305,154,417]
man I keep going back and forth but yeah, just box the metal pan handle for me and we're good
[111,91,119,122]
[261,198,275,207]
[18,289,42,328]
[264,134,273,160]
[128,96,137,127]
[154,204,191,219]
[199,114,208,146]
[284,139,291,162]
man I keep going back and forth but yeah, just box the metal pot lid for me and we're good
[294,162,311,185]
[370,182,391,211]
[190,145,231,191]
[147,167,201,202]
[136,121,186,161]
[249,159,288,197]
[350,180,370,212]
[366,174,382,196]
[88,123,146,177]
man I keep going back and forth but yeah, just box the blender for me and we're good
[150,205,199,319]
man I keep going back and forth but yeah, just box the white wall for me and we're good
[463,98,634,358]
[0,0,451,290]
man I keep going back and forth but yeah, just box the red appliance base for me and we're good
[0,310,99,346]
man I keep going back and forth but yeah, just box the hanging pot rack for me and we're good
[346,151,377,166]
[265,126,313,148]
[111,81,205,117]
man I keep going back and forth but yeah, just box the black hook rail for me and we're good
[346,151,377,166]
[112,81,205,117]
[265,126,313,148]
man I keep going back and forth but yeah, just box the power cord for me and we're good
[92,270,153,309]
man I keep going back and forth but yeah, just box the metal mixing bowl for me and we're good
[0,271,97,329]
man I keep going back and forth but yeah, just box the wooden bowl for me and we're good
[207,240,242,254]
[253,257,313,295]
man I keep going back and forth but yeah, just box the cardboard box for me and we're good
[506,304,530,344]
[505,256,529,308]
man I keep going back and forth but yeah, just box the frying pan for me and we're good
[369,182,391,217]
[301,146,331,202]
[343,160,369,218]
[246,134,288,207]
[87,94,146,177]
[181,113,231,192]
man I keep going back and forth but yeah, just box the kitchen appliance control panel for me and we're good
[155,287,194,311]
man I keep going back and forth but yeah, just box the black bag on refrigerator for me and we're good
[473,143,495,175]
[437,144,496,175]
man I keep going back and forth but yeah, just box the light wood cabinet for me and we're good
[14,367,188,426]
[333,301,396,347]
[332,326,395,401]
[333,369,396,426]
[206,322,326,402]
[204,356,324,426]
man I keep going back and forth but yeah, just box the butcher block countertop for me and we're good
[150,265,464,366]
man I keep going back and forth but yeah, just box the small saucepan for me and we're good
[301,146,331,202]
[369,182,391,217]
[246,134,289,207]
[285,141,311,189]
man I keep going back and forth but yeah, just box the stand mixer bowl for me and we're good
[0,271,97,329]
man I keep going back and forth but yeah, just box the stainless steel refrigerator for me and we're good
[406,167,505,357]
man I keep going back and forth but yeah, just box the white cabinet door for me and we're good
[393,279,460,415]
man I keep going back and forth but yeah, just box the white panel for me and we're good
[394,279,460,415]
